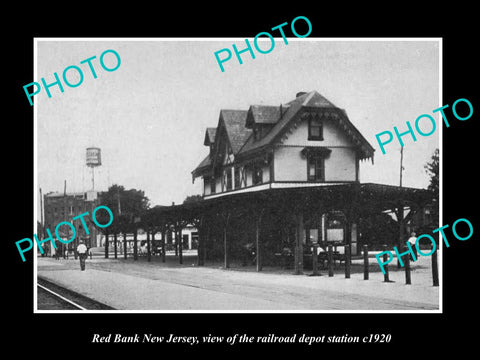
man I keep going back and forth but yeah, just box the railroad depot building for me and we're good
[186,90,434,273]
[193,90,374,198]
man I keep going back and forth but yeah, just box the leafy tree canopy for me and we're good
[424,148,439,197]
[96,184,150,233]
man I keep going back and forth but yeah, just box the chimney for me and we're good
[296,91,307,98]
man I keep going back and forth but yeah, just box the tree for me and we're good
[95,184,150,233]
[423,148,439,231]
[183,194,203,205]
[424,148,439,197]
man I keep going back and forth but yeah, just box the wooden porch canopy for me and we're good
[149,183,433,217]
[134,183,433,272]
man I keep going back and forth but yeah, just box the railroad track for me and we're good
[37,277,115,310]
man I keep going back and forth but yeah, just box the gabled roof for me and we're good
[236,91,316,158]
[193,90,375,178]
[219,109,252,154]
[286,91,336,107]
[245,105,288,128]
[191,154,212,179]
[203,127,217,146]
[193,110,251,177]
[237,91,375,162]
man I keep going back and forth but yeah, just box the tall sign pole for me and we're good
[86,147,102,247]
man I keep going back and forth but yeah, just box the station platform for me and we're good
[36,254,440,311]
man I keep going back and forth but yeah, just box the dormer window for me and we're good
[253,165,263,185]
[253,126,262,141]
[308,117,323,141]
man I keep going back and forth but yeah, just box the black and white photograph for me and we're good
[34,39,440,312]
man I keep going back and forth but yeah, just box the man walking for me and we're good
[77,241,88,271]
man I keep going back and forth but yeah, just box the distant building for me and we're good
[43,191,100,255]
[43,191,199,257]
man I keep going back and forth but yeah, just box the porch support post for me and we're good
[151,231,156,257]
[113,232,117,259]
[197,216,205,266]
[294,213,304,275]
[204,223,210,264]
[344,215,352,278]
[397,204,405,268]
[174,227,178,257]
[146,230,151,262]
[328,244,334,277]
[255,213,263,272]
[344,244,351,279]
[432,243,439,286]
[178,226,183,265]
[104,232,109,259]
[133,228,138,261]
[363,244,369,280]
[312,243,319,276]
[223,212,231,269]
[123,232,128,259]
[161,228,166,263]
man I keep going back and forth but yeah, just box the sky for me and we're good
[36,38,440,207]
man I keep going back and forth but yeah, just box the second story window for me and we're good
[252,164,263,185]
[210,177,216,194]
[308,117,323,141]
[226,168,232,190]
[234,167,241,188]
[302,146,330,183]
[307,156,325,182]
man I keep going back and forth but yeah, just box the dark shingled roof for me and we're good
[236,91,313,157]
[219,109,252,154]
[193,91,375,177]
[204,127,217,146]
[245,105,287,127]
[193,110,251,176]
[237,91,374,161]
[192,154,212,177]
[285,91,336,107]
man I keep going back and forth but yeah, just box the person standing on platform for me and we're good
[77,241,88,271]
[407,232,418,261]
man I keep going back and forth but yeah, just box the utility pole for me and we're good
[117,186,122,215]
[400,146,404,187]
[39,187,44,232]
[398,146,405,268]
[64,180,68,259]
